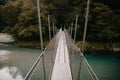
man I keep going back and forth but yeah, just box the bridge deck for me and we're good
[51,30,72,80]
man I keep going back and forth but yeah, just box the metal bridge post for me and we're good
[52,23,55,36]
[42,55,46,80]
[71,23,73,38]
[68,27,70,35]
[48,15,51,41]
[82,0,90,52]
[37,0,43,50]
[74,15,78,42]
[78,54,83,80]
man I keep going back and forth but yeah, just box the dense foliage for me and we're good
[0,0,120,48]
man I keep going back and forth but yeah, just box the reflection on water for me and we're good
[0,50,10,68]
[0,50,10,56]
[0,50,10,62]
[0,43,120,80]
[85,53,120,80]
[0,49,23,80]
[0,43,41,80]
[0,66,23,80]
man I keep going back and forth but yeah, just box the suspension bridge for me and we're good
[23,0,99,80]
[23,29,99,80]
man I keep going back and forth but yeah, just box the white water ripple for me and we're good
[0,66,23,80]
[0,50,10,56]
[0,50,10,63]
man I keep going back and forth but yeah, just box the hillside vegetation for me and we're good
[0,0,120,51]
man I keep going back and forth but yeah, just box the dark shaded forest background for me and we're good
[0,0,120,50]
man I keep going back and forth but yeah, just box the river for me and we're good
[0,43,120,80]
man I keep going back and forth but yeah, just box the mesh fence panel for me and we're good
[24,30,61,80]
[24,29,98,80]
[64,30,99,80]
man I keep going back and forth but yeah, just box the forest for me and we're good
[0,0,120,51]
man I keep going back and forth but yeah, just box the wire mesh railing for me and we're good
[24,30,61,80]
[64,30,99,80]
[24,29,99,80]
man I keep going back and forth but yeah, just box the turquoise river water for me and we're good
[0,43,120,80]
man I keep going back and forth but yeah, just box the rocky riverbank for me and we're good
[76,41,120,52]
[0,33,14,43]
[0,33,119,52]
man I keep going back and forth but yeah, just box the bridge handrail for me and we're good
[24,50,45,80]
[79,51,99,80]
[65,29,99,80]
[24,29,61,80]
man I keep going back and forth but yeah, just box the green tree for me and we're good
[18,26,39,41]
[16,0,37,26]
[86,3,114,42]
[0,0,22,27]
